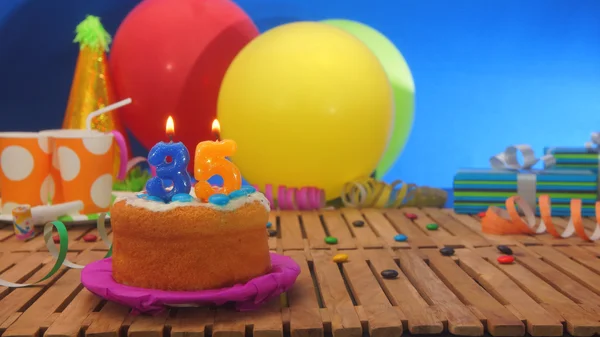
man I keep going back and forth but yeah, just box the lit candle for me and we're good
[194,119,242,201]
[145,116,192,202]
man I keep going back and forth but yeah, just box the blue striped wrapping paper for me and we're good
[453,169,597,216]
[544,147,599,174]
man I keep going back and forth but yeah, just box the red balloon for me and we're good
[110,0,259,162]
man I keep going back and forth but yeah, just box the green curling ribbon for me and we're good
[0,212,113,288]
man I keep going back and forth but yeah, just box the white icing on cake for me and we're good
[115,190,271,212]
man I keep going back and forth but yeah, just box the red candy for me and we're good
[478,212,486,218]
[52,234,60,244]
[497,255,515,264]
[83,234,98,242]
[405,213,418,220]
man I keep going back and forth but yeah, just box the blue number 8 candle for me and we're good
[145,117,192,202]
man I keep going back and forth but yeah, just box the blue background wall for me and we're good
[1,0,599,188]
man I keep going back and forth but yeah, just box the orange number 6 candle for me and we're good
[194,139,242,201]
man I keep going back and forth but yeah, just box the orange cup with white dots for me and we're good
[0,132,52,214]
[49,130,128,215]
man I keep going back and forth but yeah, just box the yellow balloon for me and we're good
[218,22,393,200]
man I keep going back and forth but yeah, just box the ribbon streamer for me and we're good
[340,178,447,209]
[252,184,325,210]
[0,213,112,287]
[490,144,556,170]
[482,195,600,241]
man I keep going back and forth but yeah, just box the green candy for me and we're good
[325,236,338,245]
[426,223,439,231]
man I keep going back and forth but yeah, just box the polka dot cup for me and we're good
[51,130,128,215]
[0,132,52,214]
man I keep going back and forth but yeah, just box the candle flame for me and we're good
[212,119,221,140]
[211,119,221,133]
[166,116,175,136]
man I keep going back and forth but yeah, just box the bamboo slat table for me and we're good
[1,207,600,337]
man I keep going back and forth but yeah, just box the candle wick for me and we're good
[169,134,174,143]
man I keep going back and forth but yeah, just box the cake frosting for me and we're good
[115,189,270,212]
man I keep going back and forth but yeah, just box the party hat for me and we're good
[62,15,131,175]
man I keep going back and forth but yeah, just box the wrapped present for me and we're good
[453,145,597,216]
[544,132,600,174]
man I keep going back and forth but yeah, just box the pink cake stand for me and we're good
[81,252,300,315]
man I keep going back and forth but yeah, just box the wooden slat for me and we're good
[45,287,103,337]
[213,309,245,337]
[86,301,131,337]
[169,308,214,337]
[128,311,168,337]
[284,251,323,337]
[395,250,483,335]
[421,249,524,336]
[422,208,490,247]
[339,209,381,249]
[310,250,362,337]
[554,245,600,274]
[400,208,459,247]
[455,249,563,336]
[319,211,356,250]
[0,253,76,327]
[527,245,600,296]
[383,210,438,248]
[2,251,105,337]
[476,247,600,336]
[301,212,330,250]
[280,212,305,251]
[68,226,111,252]
[511,247,600,313]
[245,298,284,337]
[341,250,402,337]
[364,249,443,334]
[360,209,407,249]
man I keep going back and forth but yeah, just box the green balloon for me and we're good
[322,19,415,178]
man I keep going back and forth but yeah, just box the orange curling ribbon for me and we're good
[481,195,600,241]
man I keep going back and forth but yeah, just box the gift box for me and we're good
[544,147,599,173]
[453,145,598,216]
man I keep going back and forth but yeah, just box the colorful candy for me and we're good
[439,247,455,256]
[324,236,338,245]
[394,234,408,242]
[381,269,399,279]
[497,245,513,255]
[405,213,418,220]
[333,253,349,263]
[83,234,98,242]
[172,193,194,202]
[208,194,230,206]
[352,220,365,227]
[497,255,515,264]
[426,223,439,231]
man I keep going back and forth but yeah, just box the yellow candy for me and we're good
[333,253,349,263]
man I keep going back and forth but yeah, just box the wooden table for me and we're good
[1,207,600,337]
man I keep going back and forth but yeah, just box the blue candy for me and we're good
[228,189,247,199]
[394,234,408,242]
[172,193,194,202]
[136,193,148,199]
[266,221,272,228]
[240,186,256,194]
[146,195,165,203]
[209,193,230,206]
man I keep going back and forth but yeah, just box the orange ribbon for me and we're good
[481,195,600,242]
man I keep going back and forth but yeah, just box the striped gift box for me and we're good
[544,147,599,173]
[453,169,597,216]
[453,144,597,216]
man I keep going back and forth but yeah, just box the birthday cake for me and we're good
[110,186,272,291]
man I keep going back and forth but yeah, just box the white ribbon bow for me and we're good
[584,132,600,149]
[490,144,556,170]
